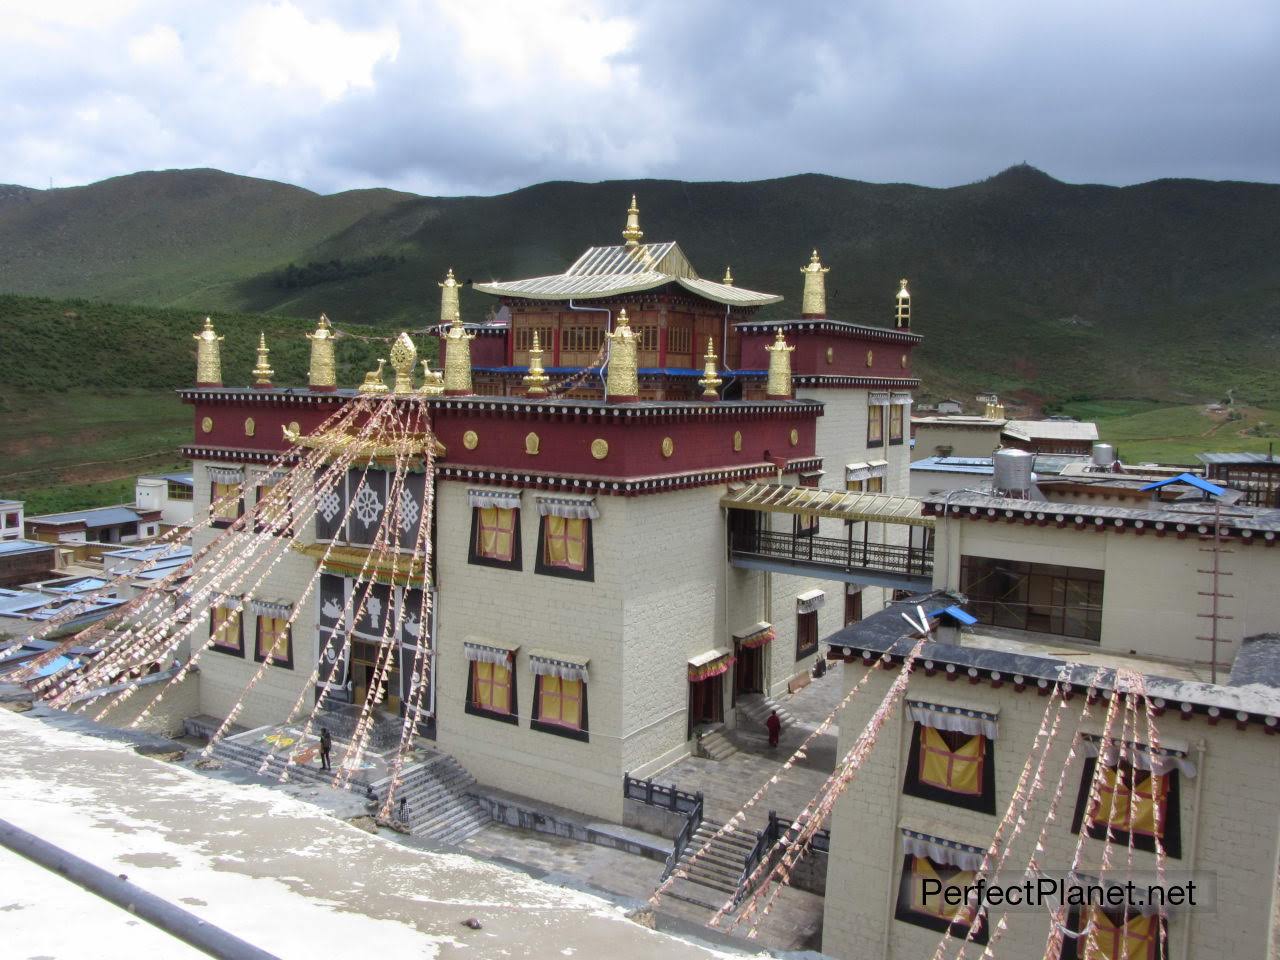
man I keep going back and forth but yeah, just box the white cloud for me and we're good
[128,24,183,67]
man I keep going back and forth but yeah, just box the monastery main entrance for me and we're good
[734,640,764,697]
[351,640,401,715]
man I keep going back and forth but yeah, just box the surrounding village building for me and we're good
[909,454,1086,498]
[0,538,58,588]
[24,505,162,545]
[1001,416,1100,455]
[134,472,196,530]
[0,499,24,541]
[1198,451,1280,508]
[177,200,922,821]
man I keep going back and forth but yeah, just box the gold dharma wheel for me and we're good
[591,438,609,460]
[661,437,674,458]
[463,430,479,450]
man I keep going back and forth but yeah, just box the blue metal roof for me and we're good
[161,473,195,486]
[930,605,979,626]
[1139,473,1226,496]
[30,506,141,527]
[911,456,995,475]
[0,539,53,558]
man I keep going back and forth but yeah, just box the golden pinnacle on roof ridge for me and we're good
[800,248,830,317]
[389,332,418,394]
[765,328,795,400]
[605,307,639,401]
[622,194,644,247]
[442,310,475,396]
[523,330,550,397]
[193,316,224,386]
[439,267,461,325]
[723,266,734,286]
[306,313,337,390]
[698,337,723,400]
[251,331,274,387]
[895,278,911,329]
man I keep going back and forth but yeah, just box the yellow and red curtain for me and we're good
[1090,766,1168,838]
[1082,909,1159,960]
[919,726,985,796]
[210,604,241,651]
[472,659,512,714]
[908,856,977,924]
[477,507,516,561]
[688,652,735,683]
[255,614,290,662]
[739,626,775,650]
[211,480,240,523]
[543,515,587,571]
[538,675,582,729]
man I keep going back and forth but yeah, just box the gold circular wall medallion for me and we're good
[201,416,213,433]
[287,420,300,435]
[866,350,874,367]
[244,417,255,438]
[901,353,908,369]
[463,430,479,450]
[826,346,834,365]
[525,432,541,455]
[733,430,743,452]
[790,428,799,446]
[591,438,609,460]
[661,436,674,458]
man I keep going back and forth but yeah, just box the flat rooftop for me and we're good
[27,505,141,528]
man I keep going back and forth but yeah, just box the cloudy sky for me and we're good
[3,1,1277,196]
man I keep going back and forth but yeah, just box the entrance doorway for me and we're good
[734,641,764,698]
[351,640,401,715]
[688,674,724,738]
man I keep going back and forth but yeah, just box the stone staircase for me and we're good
[209,732,490,845]
[380,753,490,844]
[697,728,738,761]
[666,816,756,909]
[735,694,798,734]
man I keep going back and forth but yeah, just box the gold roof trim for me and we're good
[292,542,428,585]
[281,424,444,462]
[720,482,933,528]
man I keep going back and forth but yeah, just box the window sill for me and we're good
[531,718,589,742]
[902,782,996,815]
[209,645,244,658]
[866,440,884,449]
[468,553,522,572]
[465,702,519,724]
[253,654,293,669]
[534,563,594,582]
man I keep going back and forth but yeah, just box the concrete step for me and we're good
[736,694,798,731]
[698,731,738,761]
[665,877,730,910]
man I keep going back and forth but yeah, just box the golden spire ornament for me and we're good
[439,268,461,325]
[722,266,734,286]
[307,313,337,391]
[442,316,475,396]
[389,332,418,394]
[417,359,444,396]
[251,332,274,388]
[800,249,830,317]
[765,328,795,400]
[193,317,224,386]
[605,308,639,402]
[522,331,550,397]
[358,359,389,394]
[895,278,911,329]
[621,195,643,247]
[698,338,722,400]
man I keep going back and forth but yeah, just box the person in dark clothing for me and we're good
[319,728,332,771]
[766,710,781,748]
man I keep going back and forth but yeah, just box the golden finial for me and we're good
[357,359,388,394]
[698,337,723,401]
[765,328,795,400]
[417,359,444,396]
[439,268,461,325]
[801,249,830,317]
[306,313,337,391]
[722,266,734,286]
[896,278,911,329]
[621,195,644,247]
[193,317,224,386]
[523,330,550,397]
[251,332,274,388]
[605,308,639,401]
[389,332,418,394]
[442,315,475,396]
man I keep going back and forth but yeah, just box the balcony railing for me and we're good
[731,529,934,580]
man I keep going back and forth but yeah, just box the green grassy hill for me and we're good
[3,165,1279,407]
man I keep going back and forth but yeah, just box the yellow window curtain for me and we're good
[539,675,583,728]
[211,481,240,522]
[211,605,240,650]
[1082,909,1158,960]
[909,857,977,923]
[919,726,985,796]
[472,659,512,714]
[890,404,904,440]
[544,515,586,571]
[256,615,290,661]
[1091,767,1168,838]
[868,405,884,443]
[477,507,516,561]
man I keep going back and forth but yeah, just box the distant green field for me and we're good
[1060,400,1280,465]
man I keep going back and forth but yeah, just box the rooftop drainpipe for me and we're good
[568,300,612,401]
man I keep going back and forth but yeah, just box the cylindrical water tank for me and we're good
[993,448,1035,496]
[1091,442,1116,469]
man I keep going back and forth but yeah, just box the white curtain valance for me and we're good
[463,640,516,665]
[468,488,522,511]
[528,650,590,683]
[796,589,826,614]
[900,829,986,872]
[256,469,289,486]
[891,392,914,406]
[213,593,243,612]
[536,496,600,520]
[908,700,999,740]
[208,466,245,485]
[846,461,889,483]
[868,392,891,406]
[249,598,292,619]
[1081,735,1197,778]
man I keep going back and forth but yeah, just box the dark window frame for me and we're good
[893,853,990,944]
[1070,756,1182,858]
[796,609,819,660]
[209,603,245,657]
[467,505,523,571]
[209,480,244,529]
[1059,906,1169,959]
[534,514,595,582]
[254,481,294,537]
[867,404,885,448]
[902,722,998,814]
[531,673,590,742]
[889,403,905,445]
[960,554,1105,643]
[253,613,294,669]
[465,657,519,725]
